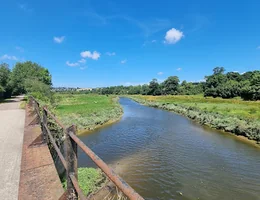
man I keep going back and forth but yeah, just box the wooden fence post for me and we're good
[66,125,78,199]
[42,107,49,144]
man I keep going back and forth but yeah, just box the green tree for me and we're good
[0,63,12,98]
[162,76,180,95]
[148,79,161,95]
[10,61,52,94]
[226,72,242,82]
[241,71,260,100]
[204,67,227,97]
[213,67,225,75]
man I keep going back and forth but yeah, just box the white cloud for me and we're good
[0,54,18,61]
[78,58,86,64]
[164,28,184,44]
[120,59,127,64]
[54,36,65,43]
[80,51,100,60]
[66,61,79,67]
[122,82,147,86]
[16,46,24,52]
[106,52,116,56]
[80,66,87,70]
[152,40,157,43]
[157,72,163,75]
[176,68,182,71]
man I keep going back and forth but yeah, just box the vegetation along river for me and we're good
[78,98,260,200]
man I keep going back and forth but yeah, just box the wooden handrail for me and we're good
[29,96,144,200]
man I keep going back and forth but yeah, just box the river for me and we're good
[78,98,260,200]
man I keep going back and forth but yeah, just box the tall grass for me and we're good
[54,94,123,131]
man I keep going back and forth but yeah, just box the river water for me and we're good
[78,98,260,200]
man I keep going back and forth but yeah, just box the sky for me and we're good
[0,0,260,88]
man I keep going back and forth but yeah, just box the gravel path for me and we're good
[0,96,25,200]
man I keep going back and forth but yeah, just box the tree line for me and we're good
[1,61,259,101]
[61,67,258,101]
[0,61,52,101]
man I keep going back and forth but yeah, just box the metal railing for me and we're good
[29,96,144,200]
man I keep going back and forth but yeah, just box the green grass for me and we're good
[132,95,260,120]
[62,168,106,196]
[54,94,122,130]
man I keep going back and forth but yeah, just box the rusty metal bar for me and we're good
[68,132,144,200]
[34,101,41,118]
[30,96,144,200]
[69,174,87,200]
[42,107,49,144]
[66,125,78,199]
[43,107,66,130]
[44,124,67,170]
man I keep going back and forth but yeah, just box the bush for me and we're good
[25,79,55,105]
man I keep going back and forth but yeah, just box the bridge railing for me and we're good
[29,96,144,200]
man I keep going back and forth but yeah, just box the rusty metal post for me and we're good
[28,96,33,107]
[42,107,49,144]
[66,125,78,199]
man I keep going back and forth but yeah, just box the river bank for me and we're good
[54,94,123,133]
[53,94,123,198]
[129,95,260,145]
[78,97,260,200]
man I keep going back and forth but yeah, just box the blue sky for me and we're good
[0,0,260,87]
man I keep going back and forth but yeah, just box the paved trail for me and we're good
[0,96,25,200]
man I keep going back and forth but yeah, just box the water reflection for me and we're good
[78,98,260,200]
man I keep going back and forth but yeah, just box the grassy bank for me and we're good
[53,94,123,197]
[130,95,260,143]
[54,94,123,132]
[62,168,106,196]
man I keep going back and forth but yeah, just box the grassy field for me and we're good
[132,95,260,120]
[130,95,260,142]
[54,94,122,131]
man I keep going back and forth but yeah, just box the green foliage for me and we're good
[148,79,161,95]
[24,79,54,105]
[0,63,12,98]
[240,72,260,100]
[213,66,225,75]
[161,76,179,95]
[62,168,105,196]
[0,85,4,92]
[53,67,259,101]
[204,67,260,100]
[179,81,204,95]
[10,61,52,94]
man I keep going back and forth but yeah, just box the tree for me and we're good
[179,81,204,95]
[213,67,225,75]
[24,79,54,104]
[241,71,260,100]
[226,72,242,82]
[148,79,161,95]
[161,76,180,95]
[204,67,227,97]
[10,61,52,94]
[0,63,12,98]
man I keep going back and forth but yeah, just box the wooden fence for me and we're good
[29,96,144,200]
